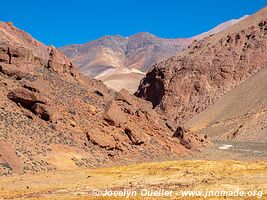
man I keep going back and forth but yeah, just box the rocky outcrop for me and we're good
[7,87,56,122]
[103,100,127,127]
[7,87,48,107]
[134,67,165,108]
[0,22,81,83]
[173,126,208,150]
[32,103,56,122]
[0,63,29,80]
[136,7,267,125]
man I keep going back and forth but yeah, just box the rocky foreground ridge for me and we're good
[0,22,208,175]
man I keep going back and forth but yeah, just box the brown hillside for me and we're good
[0,22,207,175]
[135,7,267,128]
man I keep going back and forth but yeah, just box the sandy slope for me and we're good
[186,65,267,142]
[95,68,145,93]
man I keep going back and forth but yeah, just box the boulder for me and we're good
[7,88,54,122]
[124,126,145,145]
[103,100,127,127]
[86,130,116,150]
[173,126,209,149]
[173,126,192,149]
[32,103,56,122]
[173,126,186,139]
[0,46,10,63]
[8,46,34,66]
[0,63,28,80]
[116,89,136,106]
[7,88,47,108]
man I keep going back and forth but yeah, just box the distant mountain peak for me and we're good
[61,14,251,93]
[192,15,249,40]
[131,32,155,37]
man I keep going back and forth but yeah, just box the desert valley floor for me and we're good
[0,141,266,200]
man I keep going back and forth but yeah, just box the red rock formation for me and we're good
[0,22,208,175]
[0,22,80,83]
[135,7,267,125]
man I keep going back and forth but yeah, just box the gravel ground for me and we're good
[185,140,267,161]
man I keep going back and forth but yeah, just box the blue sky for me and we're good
[0,0,266,47]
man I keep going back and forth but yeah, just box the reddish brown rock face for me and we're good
[135,7,267,125]
[0,22,81,83]
[0,22,208,175]
[134,67,165,108]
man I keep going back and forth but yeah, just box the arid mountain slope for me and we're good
[0,22,207,175]
[186,64,267,142]
[61,33,191,93]
[61,33,191,74]
[135,7,267,127]
[192,15,249,40]
[61,16,247,93]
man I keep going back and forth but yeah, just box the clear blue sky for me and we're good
[0,0,266,47]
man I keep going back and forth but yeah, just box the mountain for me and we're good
[135,6,267,136]
[192,15,249,40]
[61,33,191,93]
[0,22,207,175]
[61,16,248,93]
